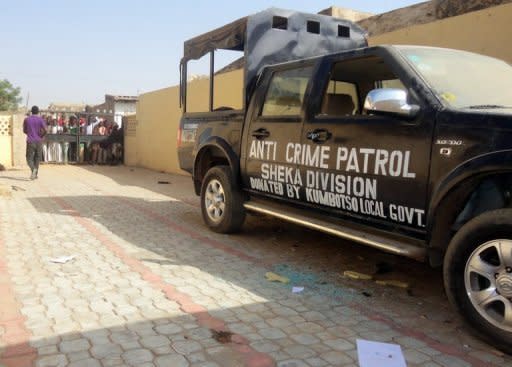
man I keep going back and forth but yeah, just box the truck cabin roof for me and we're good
[180,8,368,111]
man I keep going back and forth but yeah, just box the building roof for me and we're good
[47,103,86,112]
[318,6,373,22]
[105,95,138,102]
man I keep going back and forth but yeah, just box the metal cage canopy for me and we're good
[180,7,368,110]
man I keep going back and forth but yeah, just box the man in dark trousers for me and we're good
[23,105,47,180]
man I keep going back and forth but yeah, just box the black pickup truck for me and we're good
[178,8,512,352]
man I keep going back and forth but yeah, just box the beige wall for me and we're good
[0,113,25,168]
[123,113,137,166]
[134,69,243,174]
[135,85,181,173]
[130,4,512,175]
[369,3,512,64]
[11,114,26,167]
[0,114,13,168]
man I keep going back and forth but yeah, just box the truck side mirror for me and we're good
[363,88,420,119]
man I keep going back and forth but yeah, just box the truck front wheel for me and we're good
[200,166,245,233]
[444,209,512,353]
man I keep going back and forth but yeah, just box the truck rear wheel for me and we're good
[444,209,512,354]
[200,166,245,233]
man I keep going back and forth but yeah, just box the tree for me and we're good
[0,79,22,111]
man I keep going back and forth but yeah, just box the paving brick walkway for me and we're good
[0,165,510,367]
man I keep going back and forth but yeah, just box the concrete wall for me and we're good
[12,114,26,167]
[123,113,137,166]
[129,2,512,175]
[133,69,243,174]
[0,114,13,168]
[0,112,25,168]
[135,85,181,173]
[368,3,512,63]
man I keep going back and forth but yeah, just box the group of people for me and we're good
[42,113,118,136]
[23,106,123,180]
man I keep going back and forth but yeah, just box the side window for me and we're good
[318,55,406,118]
[261,66,313,117]
[320,80,358,116]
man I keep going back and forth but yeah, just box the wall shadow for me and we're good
[4,193,509,364]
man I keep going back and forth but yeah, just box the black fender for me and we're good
[427,150,512,260]
[193,137,241,195]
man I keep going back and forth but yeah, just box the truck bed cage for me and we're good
[180,8,368,112]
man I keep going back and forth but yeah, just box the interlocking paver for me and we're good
[0,166,511,367]
[172,340,203,354]
[155,354,189,367]
[121,348,154,365]
[34,354,67,367]
[290,334,320,345]
[277,360,310,367]
[59,339,90,354]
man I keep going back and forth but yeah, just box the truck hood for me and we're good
[439,108,512,131]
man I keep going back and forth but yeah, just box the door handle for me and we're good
[306,129,332,143]
[252,128,270,139]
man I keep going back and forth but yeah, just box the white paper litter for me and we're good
[292,286,304,293]
[49,255,76,264]
[357,339,407,367]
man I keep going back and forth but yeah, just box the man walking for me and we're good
[23,105,47,180]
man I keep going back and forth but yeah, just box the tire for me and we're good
[444,209,512,354]
[200,166,245,233]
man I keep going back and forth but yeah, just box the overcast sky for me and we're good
[1,0,421,108]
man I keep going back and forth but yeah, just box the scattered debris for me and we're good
[343,270,373,280]
[362,291,372,297]
[211,329,233,344]
[265,272,290,284]
[292,286,304,294]
[48,255,76,264]
[357,339,407,367]
[375,280,409,289]
[11,185,26,191]
[157,181,170,184]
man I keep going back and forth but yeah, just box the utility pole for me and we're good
[25,92,30,112]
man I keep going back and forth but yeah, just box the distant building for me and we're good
[47,102,86,113]
[88,94,138,127]
[318,6,373,22]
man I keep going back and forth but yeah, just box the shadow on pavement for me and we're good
[25,195,475,346]
[5,192,511,366]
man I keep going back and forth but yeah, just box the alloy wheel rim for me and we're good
[465,239,512,332]
[205,179,226,223]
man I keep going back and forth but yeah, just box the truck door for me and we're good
[300,51,435,233]
[241,65,314,203]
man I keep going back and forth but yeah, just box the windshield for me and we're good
[397,46,512,109]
